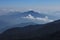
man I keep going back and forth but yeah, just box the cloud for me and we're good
[22,14,54,23]
[22,14,34,20]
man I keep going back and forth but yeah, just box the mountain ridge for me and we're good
[0,19,60,40]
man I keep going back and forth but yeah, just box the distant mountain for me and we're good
[0,10,56,33]
[0,10,54,25]
[0,19,60,40]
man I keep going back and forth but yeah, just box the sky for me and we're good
[0,0,60,13]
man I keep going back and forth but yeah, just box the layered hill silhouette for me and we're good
[0,10,55,33]
[0,19,60,40]
[0,22,36,33]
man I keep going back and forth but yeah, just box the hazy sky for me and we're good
[0,0,60,12]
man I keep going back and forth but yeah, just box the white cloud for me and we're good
[22,14,34,20]
[22,14,54,23]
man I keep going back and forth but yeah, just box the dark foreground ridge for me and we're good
[0,20,60,40]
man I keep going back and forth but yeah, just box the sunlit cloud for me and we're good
[22,14,54,23]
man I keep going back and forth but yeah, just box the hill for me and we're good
[0,20,60,40]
